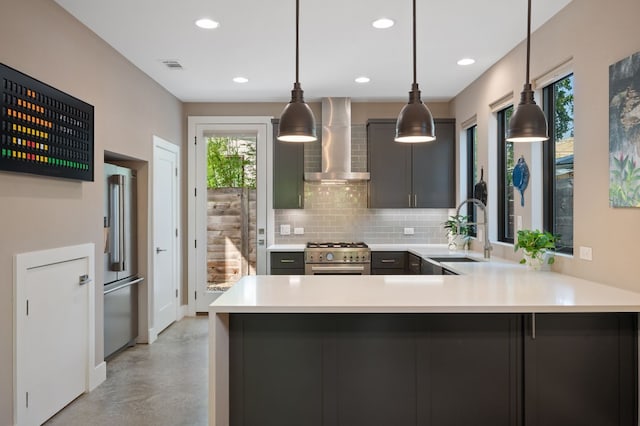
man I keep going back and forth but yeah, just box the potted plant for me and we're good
[443,215,472,251]
[513,229,556,270]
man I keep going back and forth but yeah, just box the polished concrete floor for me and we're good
[45,316,208,426]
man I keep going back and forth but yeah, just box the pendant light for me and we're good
[395,0,435,143]
[277,0,317,142]
[506,0,549,142]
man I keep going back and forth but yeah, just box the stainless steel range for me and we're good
[304,242,371,275]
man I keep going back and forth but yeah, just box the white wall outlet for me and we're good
[516,215,523,231]
[280,224,291,235]
[404,227,414,235]
[579,246,593,261]
[294,227,304,235]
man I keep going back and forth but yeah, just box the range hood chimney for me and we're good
[304,98,370,182]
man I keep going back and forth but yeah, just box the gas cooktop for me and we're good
[306,242,368,249]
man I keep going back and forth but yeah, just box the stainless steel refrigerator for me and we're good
[103,163,143,359]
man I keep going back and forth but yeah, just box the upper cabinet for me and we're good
[367,119,455,208]
[272,119,304,209]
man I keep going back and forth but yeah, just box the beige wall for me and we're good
[183,100,451,125]
[452,0,640,290]
[0,0,183,423]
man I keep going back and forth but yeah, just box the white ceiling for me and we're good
[53,0,572,103]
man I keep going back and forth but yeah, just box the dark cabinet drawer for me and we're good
[408,253,422,274]
[270,252,304,272]
[372,252,407,270]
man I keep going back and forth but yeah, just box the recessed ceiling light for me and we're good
[372,18,394,29]
[233,77,248,83]
[195,18,219,29]
[355,76,371,84]
[457,58,476,66]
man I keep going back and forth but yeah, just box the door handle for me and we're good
[109,174,126,271]
[156,247,167,254]
[78,274,92,286]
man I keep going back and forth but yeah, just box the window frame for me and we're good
[497,106,514,244]
[466,125,478,237]
[542,73,574,255]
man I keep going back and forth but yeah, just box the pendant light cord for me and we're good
[412,0,417,85]
[526,0,531,84]
[295,0,300,84]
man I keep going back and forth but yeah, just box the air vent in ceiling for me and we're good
[161,60,183,70]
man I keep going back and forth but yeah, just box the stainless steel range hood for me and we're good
[304,98,370,182]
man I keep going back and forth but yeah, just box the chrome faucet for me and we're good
[456,198,493,259]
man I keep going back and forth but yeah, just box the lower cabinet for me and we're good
[371,251,407,275]
[407,253,422,274]
[524,313,637,426]
[229,313,637,426]
[270,252,304,275]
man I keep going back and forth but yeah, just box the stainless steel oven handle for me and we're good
[310,265,366,273]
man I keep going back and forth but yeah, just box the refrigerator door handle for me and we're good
[109,174,126,271]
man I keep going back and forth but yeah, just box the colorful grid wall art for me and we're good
[0,63,94,181]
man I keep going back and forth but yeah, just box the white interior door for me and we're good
[153,137,180,334]
[188,117,271,313]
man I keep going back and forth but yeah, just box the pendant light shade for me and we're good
[277,0,317,142]
[395,0,435,143]
[506,0,549,142]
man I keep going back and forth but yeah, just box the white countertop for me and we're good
[235,244,640,314]
[210,268,640,314]
[267,244,306,252]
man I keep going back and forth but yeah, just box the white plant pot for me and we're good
[523,251,553,271]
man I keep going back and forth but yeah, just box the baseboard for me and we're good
[148,327,158,344]
[90,361,106,391]
[179,304,189,320]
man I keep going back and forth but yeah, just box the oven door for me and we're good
[305,263,370,275]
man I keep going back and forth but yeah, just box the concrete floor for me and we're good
[45,316,208,426]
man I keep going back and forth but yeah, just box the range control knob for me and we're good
[326,252,334,261]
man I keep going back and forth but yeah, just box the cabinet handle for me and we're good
[408,194,412,207]
[381,259,396,263]
[280,259,296,263]
[414,194,417,207]
[531,313,536,340]
[298,194,302,208]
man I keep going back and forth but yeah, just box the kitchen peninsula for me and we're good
[209,255,640,426]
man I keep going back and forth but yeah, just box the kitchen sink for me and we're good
[427,256,479,263]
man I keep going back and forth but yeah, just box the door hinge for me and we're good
[175,168,178,177]
[26,300,29,316]
[194,136,197,145]
[194,188,197,197]
[195,291,197,300]
[175,228,178,237]
[176,289,178,298]
[194,239,197,249]
[26,391,28,408]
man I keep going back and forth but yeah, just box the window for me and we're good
[466,125,478,236]
[497,106,514,243]
[543,74,574,254]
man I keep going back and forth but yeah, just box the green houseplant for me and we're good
[443,215,473,250]
[513,229,556,269]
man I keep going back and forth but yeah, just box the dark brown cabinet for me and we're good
[229,312,637,426]
[272,119,304,209]
[523,313,637,426]
[371,251,407,275]
[367,119,455,208]
[270,252,304,275]
[408,253,422,274]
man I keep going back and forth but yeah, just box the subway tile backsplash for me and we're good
[274,124,450,244]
